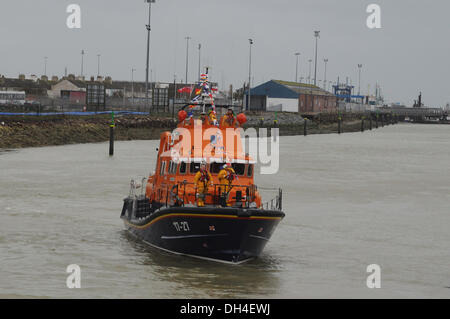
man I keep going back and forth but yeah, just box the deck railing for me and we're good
[127,179,283,212]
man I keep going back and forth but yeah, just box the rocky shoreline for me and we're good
[0,113,378,149]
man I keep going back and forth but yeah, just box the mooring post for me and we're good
[338,116,342,134]
[109,111,115,156]
[303,118,308,136]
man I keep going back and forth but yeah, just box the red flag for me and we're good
[177,86,192,94]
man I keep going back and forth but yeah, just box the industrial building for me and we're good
[245,80,337,113]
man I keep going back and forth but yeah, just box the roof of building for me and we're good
[248,80,335,99]
[0,77,53,90]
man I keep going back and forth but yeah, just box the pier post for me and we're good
[303,118,308,136]
[109,111,115,156]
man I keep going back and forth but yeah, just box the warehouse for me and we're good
[245,80,337,113]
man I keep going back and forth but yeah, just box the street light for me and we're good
[294,53,301,83]
[97,54,101,77]
[248,38,254,111]
[198,43,201,81]
[323,58,328,90]
[81,50,85,77]
[358,64,363,95]
[44,56,48,76]
[131,68,136,106]
[308,59,312,84]
[145,0,155,113]
[185,36,191,84]
[313,31,320,86]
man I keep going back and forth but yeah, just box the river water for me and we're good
[1,124,449,298]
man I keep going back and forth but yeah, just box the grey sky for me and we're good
[0,0,449,107]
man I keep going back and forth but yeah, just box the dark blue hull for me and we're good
[121,206,284,264]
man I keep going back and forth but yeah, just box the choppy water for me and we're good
[1,124,449,298]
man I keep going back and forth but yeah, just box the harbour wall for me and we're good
[0,112,396,149]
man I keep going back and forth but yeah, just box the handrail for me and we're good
[169,181,258,208]
[261,188,282,211]
[137,179,283,211]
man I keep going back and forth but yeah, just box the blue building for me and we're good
[245,80,337,113]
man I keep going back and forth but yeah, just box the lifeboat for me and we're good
[120,70,285,264]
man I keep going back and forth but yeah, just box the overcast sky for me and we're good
[0,0,449,107]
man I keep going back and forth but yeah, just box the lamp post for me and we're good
[145,0,155,113]
[308,59,312,84]
[323,58,328,90]
[131,68,136,107]
[248,38,254,111]
[198,43,201,81]
[81,50,85,77]
[294,52,300,83]
[185,36,191,84]
[44,56,48,76]
[358,64,362,95]
[313,31,320,86]
[97,54,101,77]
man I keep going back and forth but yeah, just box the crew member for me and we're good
[217,163,236,206]
[194,162,213,207]
[208,109,218,126]
[220,108,237,128]
[200,112,209,125]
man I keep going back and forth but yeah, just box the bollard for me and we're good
[369,116,373,130]
[361,118,365,132]
[109,111,115,156]
[381,115,384,127]
[303,118,308,136]
[375,115,379,129]
[338,117,342,134]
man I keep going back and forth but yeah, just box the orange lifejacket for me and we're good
[221,114,236,128]
[194,169,212,188]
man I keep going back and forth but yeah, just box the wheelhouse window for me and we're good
[232,163,245,176]
[179,162,187,174]
[190,162,201,174]
[247,164,253,177]
[210,162,223,174]
[168,161,178,175]
[160,161,166,175]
